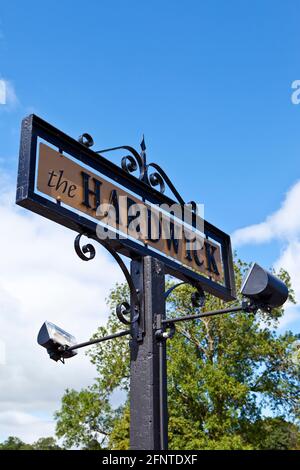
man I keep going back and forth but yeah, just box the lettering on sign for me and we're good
[37,143,223,281]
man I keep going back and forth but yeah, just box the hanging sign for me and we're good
[16,115,236,300]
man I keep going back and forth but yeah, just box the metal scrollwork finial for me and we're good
[140,135,146,152]
[165,281,206,309]
[138,136,165,193]
[78,133,94,148]
[78,132,188,205]
[116,302,138,325]
[74,233,96,261]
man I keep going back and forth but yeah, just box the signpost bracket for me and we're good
[74,233,142,333]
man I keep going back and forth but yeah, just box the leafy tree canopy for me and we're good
[0,436,62,450]
[55,259,300,450]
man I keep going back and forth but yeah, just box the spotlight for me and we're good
[37,321,78,362]
[241,262,288,311]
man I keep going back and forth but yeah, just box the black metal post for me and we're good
[130,256,168,450]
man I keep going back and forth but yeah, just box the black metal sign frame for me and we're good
[16,114,236,301]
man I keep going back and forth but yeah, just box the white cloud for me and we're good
[0,173,124,443]
[232,180,300,246]
[274,240,300,328]
[0,411,55,443]
[232,180,300,330]
[0,79,19,110]
[277,304,300,329]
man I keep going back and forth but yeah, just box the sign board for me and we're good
[16,114,236,300]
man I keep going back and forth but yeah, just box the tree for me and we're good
[55,389,112,449]
[32,437,62,450]
[245,417,300,450]
[0,436,33,450]
[55,259,300,449]
[0,436,62,450]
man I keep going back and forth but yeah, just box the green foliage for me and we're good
[108,405,130,450]
[32,437,62,450]
[55,388,113,449]
[0,436,33,450]
[242,417,300,450]
[0,436,62,450]
[55,260,300,450]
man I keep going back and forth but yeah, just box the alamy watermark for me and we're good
[95,198,205,251]
[291,80,300,105]
[0,79,6,105]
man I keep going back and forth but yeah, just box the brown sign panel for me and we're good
[37,143,223,282]
[16,115,236,300]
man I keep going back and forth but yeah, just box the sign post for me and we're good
[130,257,167,450]
[16,114,240,451]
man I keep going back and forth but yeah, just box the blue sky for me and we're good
[0,0,299,441]
[1,1,299,247]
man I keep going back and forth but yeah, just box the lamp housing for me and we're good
[37,321,77,361]
[241,262,288,310]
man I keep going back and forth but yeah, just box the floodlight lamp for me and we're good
[240,262,288,311]
[37,321,78,362]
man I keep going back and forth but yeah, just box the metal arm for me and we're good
[162,299,256,326]
[62,329,131,353]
